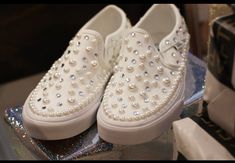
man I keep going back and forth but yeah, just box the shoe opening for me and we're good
[136,4,177,46]
[85,5,123,39]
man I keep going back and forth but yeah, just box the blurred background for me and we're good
[0,4,211,84]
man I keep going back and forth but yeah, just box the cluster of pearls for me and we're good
[102,19,189,121]
[29,31,113,117]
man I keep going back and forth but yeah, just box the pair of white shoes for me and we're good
[22,4,190,145]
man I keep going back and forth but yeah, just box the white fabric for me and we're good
[172,118,234,160]
[204,70,235,137]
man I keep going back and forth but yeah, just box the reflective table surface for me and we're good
[4,53,206,160]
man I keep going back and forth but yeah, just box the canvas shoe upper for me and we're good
[22,5,131,140]
[97,4,190,145]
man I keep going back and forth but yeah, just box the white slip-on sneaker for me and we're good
[97,4,190,145]
[22,5,131,140]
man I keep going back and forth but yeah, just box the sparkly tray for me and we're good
[4,53,206,160]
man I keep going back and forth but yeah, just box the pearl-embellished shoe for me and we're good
[97,4,190,145]
[22,5,130,140]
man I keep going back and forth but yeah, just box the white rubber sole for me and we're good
[22,92,103,140]
[97,83,185,145]
[97,100,183,145]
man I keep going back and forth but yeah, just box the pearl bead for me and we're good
[69,40,74,46]
[111,103,118,108]
[119,109,125,114]
[139,63,145,70]
[127,45,132,52]
[132,103,139,109]
[54,72,60,79]
[76,33,81,39]
[172,85,176,91]
[144,98,150,103]
[111,82,117,87]
[64,67,70,73]
[70,81,77,88]
[163,78,171,86]
[86,46,92,52]
[55,84,61,90]
[124,38,128,44]
[43,91,48,96]
[58,58,62,63]
[48,108,54,113]
[128,95,135,101]
[152,81,158,87]
[91,38,97,44]
[146,50,152,57]
[135,74,142,81]
[114,65,119,72]
[157,66,164,74]
[143,107,149,112]
[68,97,75,104]
[69,59,76,66]
[104,109,109,115]
[151,101,157,106]
[68,90,75,95]
[139,54,146,60]
[127,65,134,72]
[86,72,92,78]
[120,116,125,121]
[116,88,123,94]
[73,48,79,54]
[127,117,133,121]
[86,85,91,90]
[154,55,160,62]
[144,34,149,41]
[64,54,69,60]
[91,60,98,67]
[153,94,159,99]
[113,115,119,120]
[128,83,136,91]
[140,91,147,97]
[76,69,83,75]
[43,98,49,104]
[79,77,85,83]
[118,82,124,87]
[49,82,54,87]
[42,112,47,117]
[108,113,114,118]
[144,80,150,85]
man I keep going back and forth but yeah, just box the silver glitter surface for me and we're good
[4,108,113,160]
[4,53,206,160]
